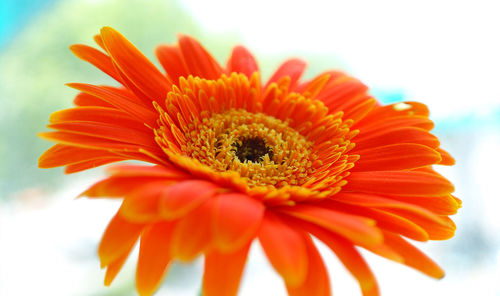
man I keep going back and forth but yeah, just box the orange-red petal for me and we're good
[202,243,251,296]
[344,171,454,196]
[100,26,171,102]
[259,212,308,287]
[226,45,259,78]
[159,180,219,219]
[286,235,331,296]
[212,193,264,252]
[136,222,175,296]
[98,213,143,267]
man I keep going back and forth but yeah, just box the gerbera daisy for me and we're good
[39,26,460,296]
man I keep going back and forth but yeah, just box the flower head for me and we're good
[39,27,460,296]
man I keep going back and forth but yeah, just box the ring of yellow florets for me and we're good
[182,109,318,188]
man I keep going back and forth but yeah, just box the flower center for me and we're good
[233,137,273,163]
[181,109,317,188]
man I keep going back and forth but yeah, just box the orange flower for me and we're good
[39,26,460,296]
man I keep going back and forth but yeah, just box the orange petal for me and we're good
[46,121,157,150]
[202,243,251,296]
[226,45,259,78]
[159,180,219,219]
[38,131,160,154]
[74,91,114,107]
[120,181,173,222]
[100,26,171,102]
[98,213,143,267]
[319,200,429,242]
[136,222,175,296]
[170,199,215,261]
[436,147,455,165]
[279,205,383,246]
[356,102,430,126]
[383,232,445,279]
[286,235,331,296]
[39,144,116,168]
[358,115,435,132]
[353,127,440,151]
[259,212,308,287]
[178,35,223,79]
[344,171,455,196]
[49,106,148,131]
[106,164,187,178]
[104,243,134,286]
[155,44,189,83]
[266,58,306,90]
[70,44,124,83]
[303,223,379,296]
[212,193,264,252]
[64,157,126,174]
[352,143,442,172]
[67,83,157,124]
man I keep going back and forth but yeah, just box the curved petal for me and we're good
[136,222,175,296]
[383,232,445,279]
[178,35,223,79]
[258,212,308,287]
[278,205,383,246]
[104,243,134,286]
[170,199,215,261]
[155,44,189,83]
[98,213,143,267]
[344,171,455,196]
[202,243,251,296]
[212,193,264,252]
[159,180,220,219]
[70,44,124,83]
[286,235,331,296]
[226,45,259,78]
[266,58,306,90]
[100,26,171,102]
[120,181,173,222]
[352,143,442,172]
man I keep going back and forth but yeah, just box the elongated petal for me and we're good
[120,181,173,222]
[99,213,143,267]
[212,193,264,252]
[136,222,175,296]
[303,223,379,296]
[64,157,125,173]
[353,127,440,151]
[155,44,189,83]
[266,58,306,90]
[286,235,331,296]
[202,243,251,296]
[344,171,454,196]
[226,45,259,78]
[170,199,215,261]
[353,143,442,171]
[47,121,157,149]
[259,212,308,287]
[178,35,223,79]
[70,44,124,83]
[104,244,133,286]
[39,144,116,168]
[67,83,157,125]
[383,232,445,278]
[279,205,383,246]
[49,106,148,131]
[100,26,171,101]
[159,180,219,219]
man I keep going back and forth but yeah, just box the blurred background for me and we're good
[1,0,499,295]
